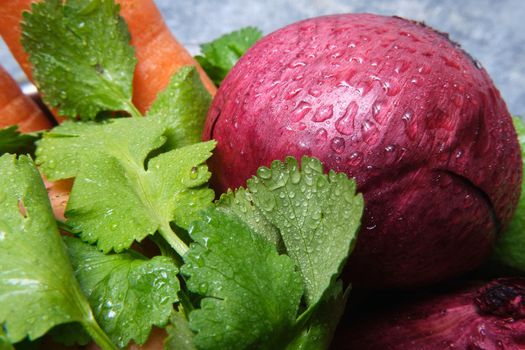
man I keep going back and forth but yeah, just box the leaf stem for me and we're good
[126,101,143,118]
[159,222,189,257]
[82,318,119,350]
[150,233,183,266]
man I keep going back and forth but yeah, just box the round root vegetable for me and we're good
[334,278,525,349]
[203,14,522,288]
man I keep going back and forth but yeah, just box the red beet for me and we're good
[203,14,522,288]
[334,278,525,349]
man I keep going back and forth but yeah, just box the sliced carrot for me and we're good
[0,64,51,132]
[117,0,216,113]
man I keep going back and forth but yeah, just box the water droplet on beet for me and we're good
[330,137,346,154]
[417,64,431,74]
[362,121,379,145]
[286,87,303,100]
[289,60,306,68]
[410,76,423,86]
[312,104,334,122]
[315,128,328,142]
[291,101,312,121]
[348,151,363,166]
[308,87,322,97]
[383,80,400,96]
[402,109,413,123]
[335,102,358,135]
[350,56,364,64]
[372,100,387,123]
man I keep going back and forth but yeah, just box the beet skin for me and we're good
[203,14,522,288]
[334,278,525,349]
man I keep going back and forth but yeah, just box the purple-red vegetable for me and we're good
[333,278,525,349]
[203,14,522,288]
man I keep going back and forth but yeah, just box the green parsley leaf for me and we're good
[0,126,39,156]
[492,117,525,272]
[36,118,216,253]
[49,323,91,347]
[247,156,363,306]
[21,0,138,120]
[195,27,262,85]
[164,310,196,350]
[182,209,303,349]
[0,155,95,343]
[0,329,14,350]
[64,237,179,347]
[216,187,283,249]
[287,282,348,350]
[147,66,212,150]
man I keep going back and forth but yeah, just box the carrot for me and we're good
[117,0,216,112]
[0,64,51,132]
[1,0,216,117]
[0,0,33,81]
[42,176,72,222]
[1,2,212,345]
[0,0,68,123]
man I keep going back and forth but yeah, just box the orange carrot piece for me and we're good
[43,176,72,222]
[0,0,67,123]
[0,64,51,132]
[117,0,216,113]
[1,0,216,117]
[0,0,33,81]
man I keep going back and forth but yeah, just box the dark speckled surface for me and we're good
[1,0,524,114]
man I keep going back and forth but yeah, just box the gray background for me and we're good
[2,0,524,115]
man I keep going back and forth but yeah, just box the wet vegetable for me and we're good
[334,278,525,349]
[203,13,522,288]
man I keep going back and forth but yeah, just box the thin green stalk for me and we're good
[159,222,189,257]
[82,318,119,350]
[125,101,143,118]
[151,233,183,266]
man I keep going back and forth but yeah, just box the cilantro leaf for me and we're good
[216,187,283,249]
[64,237,179,347]
[246,156,363,306]
[287,282,349,350]
[35,119,161,181]
[0,126,39,156]
[0,155,95,343]
[164,310,196,350]
[0,329,14,350]
[182,209,303,349]
[492,117,525,272]
[147,66,212,150]
[49,323,91,347]
[21,0,138,119]
[36,118,216,253]
[195,27,262,85]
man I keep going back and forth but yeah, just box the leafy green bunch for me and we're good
[0,1,364,349]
